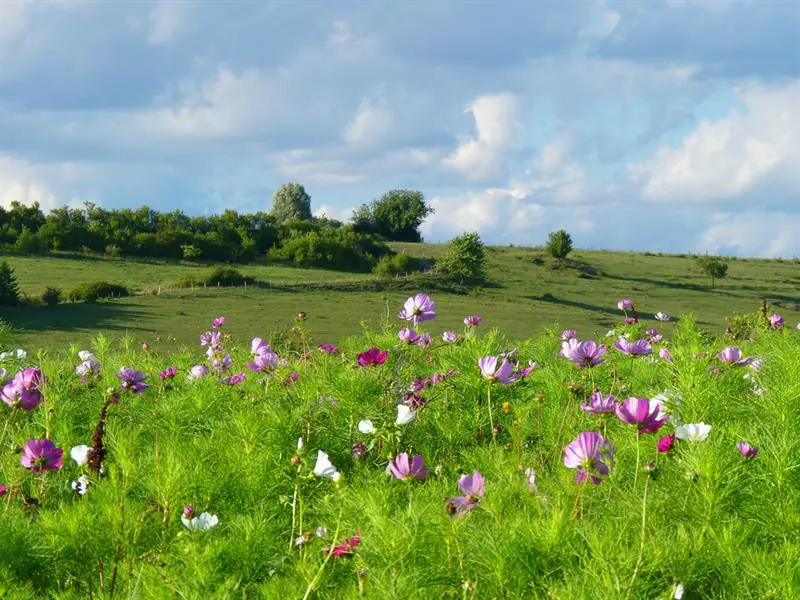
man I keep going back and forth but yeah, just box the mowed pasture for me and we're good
[2,244,800,351]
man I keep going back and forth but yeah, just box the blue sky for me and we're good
[2,0,800,257]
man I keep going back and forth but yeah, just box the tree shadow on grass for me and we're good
[602,274,734,296]
[0,301,151,334]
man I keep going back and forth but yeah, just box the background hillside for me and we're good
[2,244,799,351]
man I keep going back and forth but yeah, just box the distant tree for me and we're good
[271,183,312,223]
[353,189,433,242]
[546,229,573,261]
[437,232,486,284]
[696,255,729,288]
[181,244,202,260]
[42,286,62,307]
[0,261,21,306]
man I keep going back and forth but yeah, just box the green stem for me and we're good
[0,409,19,451]
[633,431,641,490]
[487,384,496,444]
[289,471,301,550]
[626,474,650,599]
[302,503,344,600]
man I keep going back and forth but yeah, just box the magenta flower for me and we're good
[623,316,639,325]
[616,397,669,434]
[1,367,45,411]
[516,360,539,379]
[446,470,485,516]
[737,441,758,458]
[618,298,634,311]
[398,328,420,344]
[200,330,222,349]
[580,391,618,414]
[189,365,208,380]
[388,453,429,480]
[464,315,482,327]
[563,432,615,485]
[657,433,676,453]
[358,348,388,367]
[646,328,663,344]
[770,313,784,330]
[442,331,459,343]
[561,329,577,341]
[614,337,653,356]
[20,438,63,473]
[478,356,515,384]
[560,339,608,368]
[159,366,178,380]
[326,533,361,558]
[716,347,752,366]
[212,316,225,329]
[212,354,232,373]
[659,347,674,363]
[318,343,337,354]
[117,367,148,393]
[0,484,6,497]
[398,293,436,326]
[223,372,246,385]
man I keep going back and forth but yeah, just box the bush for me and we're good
[373,253,427,278]
[436,232,486,284]
[67,281,129,303]
[0,261,21,307]
[546,229,573,260]
[205,267,255,287]
[274,227,391,272]
[41,286,63,307]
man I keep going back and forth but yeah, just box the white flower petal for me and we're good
[357,420,375,434]
[313,450,338,478]
[70,444,91,466]
[395,404,417,425]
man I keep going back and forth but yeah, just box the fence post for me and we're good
[157,286,161,295]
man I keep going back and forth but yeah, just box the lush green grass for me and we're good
[2,246,800,351]
[0,303,797,598]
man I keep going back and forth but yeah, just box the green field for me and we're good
[2,245,799,351]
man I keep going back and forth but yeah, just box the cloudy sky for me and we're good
[1,0,799,257]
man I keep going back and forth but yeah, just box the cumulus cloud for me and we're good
[696,212,800,258]
[146,0,190,45]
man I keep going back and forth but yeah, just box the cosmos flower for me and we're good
[71,474,90,496]
[464,315,482,327]
[388,452,429,480]
[357,420,375,434]
[616,397,669,434]
[318,343,337,354]
[561,329,577,341]
[398,293,437,326]
[769,313,784,330]
[181,505,220,531]
[580,391,618,414]
[326,533,361,558]
[654,312,670,321]
[247,344,279,372]
[614,337,653,356]
[223,372,246,385]
[116,367,148,393]
[675,422,711,443]
[417,332,433,349]
[1,367,45,411]
[396,404,417,425]
[716,347,752,366]
[212,316,225,329]
[737,441,758,458]
[70,444,91,466]
[442,331,459,343]
[357,348,388,367]
[189,365,208,381]
[159,366,178,380]
[313,451,340,479]
[618,298,634,311]
[0,349,26,361]
[20,438,63,473]
[477,356,516,384]
[657,433,676,453]
[398,328,420,344]
[76,356,101,383]
[446,470,485,515]
[212,354,232,373]
[563,432,615,485]
[560,339,607,368]
[623,317,639,325]
[659,347,674,363]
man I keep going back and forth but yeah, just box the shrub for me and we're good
[546,229,573,260]
[437,232,486,284]
[373,253,427,278]
[205,267,255,287]
[42,286,63,307]
[274,227,391,272]
[181,244,202,260]
[0,261,21,307]
[696,255,729,288]
[67,281,129,303]
[105,244,121,257]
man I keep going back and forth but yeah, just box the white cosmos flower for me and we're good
[78,350,96,362]
[673,582,684,599]
[70,444,91,466]
[676,422,711,442]
[297,437,304,451]
[395,404,417,425]
[358,420,375,434]
[182,512,220,531]
[0,349,26,361]
[313,450,339,479]
[71,474,90,496]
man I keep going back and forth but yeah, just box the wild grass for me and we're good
[0,297,798,599]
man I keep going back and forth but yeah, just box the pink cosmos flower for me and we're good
[212,316,225,329]
[464,315,482,327]
[398,293,436,326]
[116,367,148,394]
[563,432,615,485]
[442,331,459,343]
[654,312,670,321]
[76,357,101,383]
[446,470,485,516]
[318,343,337,354]
[223,372,246,385]
[20,438,63,473]
[248,344,279,372]
[659,347,674,363]
[398,328,420,344]
[212,354,232,373]
[737,441,758,458]
[159,366,178,380]
[358,348,388,367]
[0,484,6,497]
[189,365,208,380]
[560,339,607,368]
[769,313,784,330]
[580,391,618,414]
[478,356,515,384]
[615,337,653,356]
[657,433,676,453]
[326,533,361,558]
[716,347,752,366]
[388,453,429,480]
[417,332,433,349]
[623,316,639,325]
[616,397,669,434]
[618,298,634,311]
[1,367,45,411]
[561,329,577,341]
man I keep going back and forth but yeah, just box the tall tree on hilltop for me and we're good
[271,183,312,223]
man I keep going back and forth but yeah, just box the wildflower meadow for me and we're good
[1,293,799,599]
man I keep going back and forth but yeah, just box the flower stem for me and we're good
[626,474,650,599]
[0,410,19,451]
[633,431,641,490]
[487,383,496,444]
[302,503,344,600]
[289,468,301,550]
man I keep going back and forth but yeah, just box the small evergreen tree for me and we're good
[0,261,21,306]
[437,232,486,284]
[271,183,312,223]
[42,286,62,307]
[696,255,729,288]
[546,229,573,260]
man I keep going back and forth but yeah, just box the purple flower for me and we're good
[446,470,485,515]
[442,331,459,343]
[398,293,437,326]
[478,356,515,384]
[286,371,299,385]
[561,329,577,341]
[737,441,758,458]
[318,343,337,354]
[358,348,388,367]
[614,337,653,356]
[616,397,669,434]
[623,316,639,325]
[212,354,232,373]
[657,433,676,454]
[464,315,482,327]
[200,330,222,349]
[580,391,618,414]
[117,367,148,394]
[417,332,433,349]
[159,366,178,380]
[563,432,615,485]
[618,298,634,311]
[654,312,670,322]
[770,313,784,330]
[1,367,45,411]
[659,347,674,363]
[516,360,539,379]
[716,347,752,366]
[388,453,429,480]
[76,357,101,383]
[247,345,279,372]
[646,328,663,344]
[223,372,246,385]
[212,316,225,329]
[404,393,428,410]
[20,438,63,473]
[398,328,420,344]
[560,339,607,368]
[189,365,208,381]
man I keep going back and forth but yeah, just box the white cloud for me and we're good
[0,155,96,211]
[342,97,394,148]
[0,0,27,40]
[697,212,800,258]
[147,0,189,46]
[313,204,355,222]
[442,93,522,181]
[630,82,800,203]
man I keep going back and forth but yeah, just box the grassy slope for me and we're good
[2,245,799,351]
